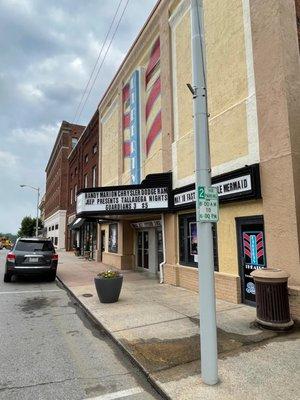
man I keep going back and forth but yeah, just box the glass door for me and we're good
[137,230,149,269]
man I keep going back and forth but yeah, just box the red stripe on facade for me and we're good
[123,113,130,129]
[122,83,130,102]
[123,141,131,157]
[146,111,162,155]
[146,77,161,120]
[257,249,264,258]
[244,249,251,257]
[145,38,160,82]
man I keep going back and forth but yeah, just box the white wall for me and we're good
[44,210,66,249]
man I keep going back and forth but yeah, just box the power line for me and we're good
[72,0,124,123]
[75,0,130,124]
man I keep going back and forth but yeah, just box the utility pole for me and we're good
[20,185,40,237]
[190,0,218,385]
[36,187,40,237]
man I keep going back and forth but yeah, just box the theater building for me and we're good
[74,0,300,317]
[66,111,99,258]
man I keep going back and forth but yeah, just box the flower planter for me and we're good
[84,250,91,260]
[94,275,123,303]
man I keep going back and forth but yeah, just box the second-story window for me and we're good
[93,144,97,154]
[84,174,88,188]
[92,166,96,187]
[85,154,88,163]
[74,184,77,202]
[70,188,73,205]
[71,137,78,149]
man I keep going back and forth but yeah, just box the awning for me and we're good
[69,218,85,230]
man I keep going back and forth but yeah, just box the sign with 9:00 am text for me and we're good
[197,186,219,222]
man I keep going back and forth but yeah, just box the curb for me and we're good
[56,275,171,400]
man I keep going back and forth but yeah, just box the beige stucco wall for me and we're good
[250,0,300,285]
[170,0,255,187]
[101,100,119,186]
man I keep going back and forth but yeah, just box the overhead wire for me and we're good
[75,0,130,124]
[72,0,124,123]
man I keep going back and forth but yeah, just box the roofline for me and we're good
[45,121,85,172]
[96,0,162,111]
[68,109,99,160]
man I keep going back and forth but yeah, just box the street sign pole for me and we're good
[190,0,218,385]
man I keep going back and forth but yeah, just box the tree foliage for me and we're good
[17,216,43,237]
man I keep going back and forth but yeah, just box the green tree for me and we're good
[17,216,43,237]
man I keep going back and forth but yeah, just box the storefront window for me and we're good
[108,223,118,253]
[178,213,219,270]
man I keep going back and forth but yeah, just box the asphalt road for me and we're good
[0,249,163,400]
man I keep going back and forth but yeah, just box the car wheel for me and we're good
[3,273,12,283]
[47,272,56,282]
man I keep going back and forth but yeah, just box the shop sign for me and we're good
[197,186,219,222]
[173,164,261,208]
[130,70,141,184]
[175,175,251,208]
[131,220,162,229]
[77,187,169,214]
[215,175,251,197]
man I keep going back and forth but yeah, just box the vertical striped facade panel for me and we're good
[145,37,162,155]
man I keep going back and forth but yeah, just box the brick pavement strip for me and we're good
[57,251,300,400]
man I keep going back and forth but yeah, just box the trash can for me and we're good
[250,268,294,330]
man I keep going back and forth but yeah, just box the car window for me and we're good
[15,240,54,252]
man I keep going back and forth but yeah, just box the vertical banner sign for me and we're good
[130,70,141,184]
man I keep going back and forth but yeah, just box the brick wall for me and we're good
[45,121,85,220]
[164,264,242,304]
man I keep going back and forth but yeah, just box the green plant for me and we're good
[98,270,120,279]
[85,241,90,252]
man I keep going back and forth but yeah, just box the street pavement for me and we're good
[0,249,163,400]
[57,251,300,400]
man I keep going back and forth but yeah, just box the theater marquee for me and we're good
[76,172,172,217]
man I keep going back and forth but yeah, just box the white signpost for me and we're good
[197,186,219,222]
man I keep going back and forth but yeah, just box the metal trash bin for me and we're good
[250,268,294,330]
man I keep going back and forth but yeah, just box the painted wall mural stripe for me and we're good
[146,111,162,155]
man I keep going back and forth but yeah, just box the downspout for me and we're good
[159,213,166,284]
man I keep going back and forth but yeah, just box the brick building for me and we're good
[66,111,99,257]
[44,121,85,249]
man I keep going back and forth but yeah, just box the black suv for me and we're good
[4,237,58,282]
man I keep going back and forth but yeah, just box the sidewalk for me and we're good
[57,251,300,400]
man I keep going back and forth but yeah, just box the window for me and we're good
[70,188,73,205]
[54,237,58,246]
[84,174,88,188]
[74,185,77,202]
[75,167,77,175]
[70,172,73,180]
[93,144,97,154]
[15,240,54,252]
[71,137,78,149]
[55,224,58,230]
[85,154,88,163]
[92,166,97,187]
[178,213,219,270]
[108,223,118,253]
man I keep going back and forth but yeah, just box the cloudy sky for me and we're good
[0,0,157,233]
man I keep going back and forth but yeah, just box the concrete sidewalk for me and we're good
[57,251,300,400]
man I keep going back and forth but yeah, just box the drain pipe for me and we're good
[159,213,166,284]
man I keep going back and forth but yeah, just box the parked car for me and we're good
[4,237,58,283]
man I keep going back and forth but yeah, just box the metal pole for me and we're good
[190,0,218,385]
[36,188,40,237]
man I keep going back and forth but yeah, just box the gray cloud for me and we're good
[0,0,157,233]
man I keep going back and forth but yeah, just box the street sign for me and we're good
[197,186,219,222]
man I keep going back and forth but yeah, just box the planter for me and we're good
[84,250,90,260]
[94,275,123,303]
